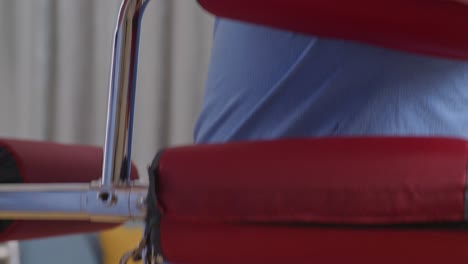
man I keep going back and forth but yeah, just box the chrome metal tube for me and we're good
[0,184,147,222]
[101,0,151,187]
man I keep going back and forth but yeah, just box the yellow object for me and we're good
[98,226,144,264]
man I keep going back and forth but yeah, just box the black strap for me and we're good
[145,150,165,262]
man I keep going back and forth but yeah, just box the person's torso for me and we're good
[194,18,468,143]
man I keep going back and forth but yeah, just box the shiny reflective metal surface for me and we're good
[0,243,9,264]
[0,242,19,264]
[0,183,147,222]
[5,242,19,264]
[0,0,156,261]
[101,0,152,187]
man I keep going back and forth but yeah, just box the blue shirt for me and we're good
[194,18,468,143]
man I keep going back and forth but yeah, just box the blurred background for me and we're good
[0,0,214,263]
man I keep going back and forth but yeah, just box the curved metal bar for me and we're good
[101,0,152,187]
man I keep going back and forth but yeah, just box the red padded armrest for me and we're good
[0,139,139,242]
[198,0,468,60]
[157,137,468,225]
[154,137,468,263]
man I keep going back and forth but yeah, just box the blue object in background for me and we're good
[19,235,101,264]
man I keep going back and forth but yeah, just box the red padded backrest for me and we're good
[198,0,468,60]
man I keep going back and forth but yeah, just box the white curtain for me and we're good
[0,0,214,263]
[0,0,214,174]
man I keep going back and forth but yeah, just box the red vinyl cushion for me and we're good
[161,223,468,264]
[157,137,468,225]
[0,139,139,242]
[156,137,468,263]
[198,0,468,60]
